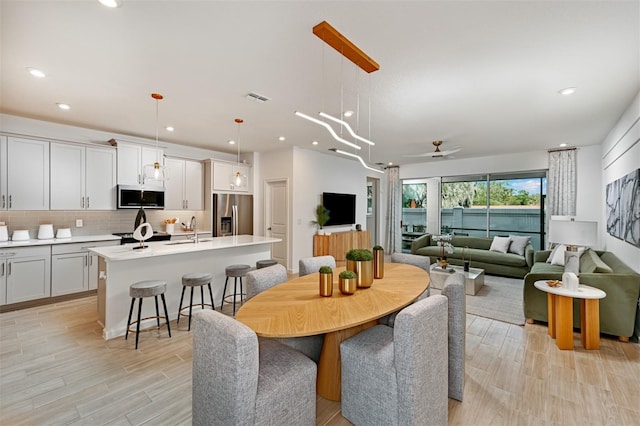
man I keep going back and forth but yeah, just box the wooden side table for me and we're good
[533,281,606,350]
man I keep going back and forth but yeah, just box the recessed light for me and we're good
[165,126,174,132]
[312,141,318,146]
[388,162,393,166]
[343,110,354,118]
[228,140,235,145]
[98,0,123,8]
[558,87,576,96]
[56,103,70,110]
[278,136,286,141]
[27,67,46,78]
[559,143,568,147]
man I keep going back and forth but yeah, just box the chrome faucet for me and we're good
[190,215,198,243]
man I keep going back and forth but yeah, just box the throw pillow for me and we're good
[549,244,567,266]
[508,235,531,256]
[582,250,613,273]
[579,248,598,273]
[490,236,511,253]
[546,244,563,263]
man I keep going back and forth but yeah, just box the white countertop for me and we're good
[0,234,121,249]
[534,280,606,300]
[89,234,281,261]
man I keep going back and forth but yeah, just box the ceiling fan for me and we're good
[405,140,461,158]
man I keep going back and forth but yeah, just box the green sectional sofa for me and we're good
[523,250,640,340]
[411,233,534,278]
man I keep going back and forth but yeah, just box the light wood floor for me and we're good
[1,296,639,425]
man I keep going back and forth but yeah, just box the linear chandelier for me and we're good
[329,149,384,174]
[296,21,382,171]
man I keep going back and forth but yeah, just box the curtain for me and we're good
[548,149,577,216]
[385,166,402,253]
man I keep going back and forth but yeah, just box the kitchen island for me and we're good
[89,235,280,339]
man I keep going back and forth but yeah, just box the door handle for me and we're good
[81,197,84,209]
[7,262,11,275]
[8,195,11,209]
[1,263,4,277]
[86,197,90,209]
[267,227,272,231]
[1,195,4,209]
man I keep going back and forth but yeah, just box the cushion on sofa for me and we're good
[508,235,531,256]
[580,249,613,273]
[530,261,564,275]
[547,244,566,265]
[490,236,511,253]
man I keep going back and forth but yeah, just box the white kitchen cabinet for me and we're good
[211,161,250,193]
[5,137,49,210]
[1,246,51,304]
[165,158,203,210]
[51,241,117,296]
[50,143,116,210]
[116,141,164,189]
[0,136,6,210]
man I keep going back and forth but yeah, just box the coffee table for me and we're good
[429,263,484,295]
[534,280,606,350]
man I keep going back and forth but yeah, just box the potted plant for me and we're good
[318,265,333,297]
[311,204,330,235]
[338,270,357,295]
[372,245,384,279]
[346,248,374,288]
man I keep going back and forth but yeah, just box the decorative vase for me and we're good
[438,257,449,269]
[374,250,384,279]
[347,260,374,288]
[319,272,333,297]
[339,276,357,295]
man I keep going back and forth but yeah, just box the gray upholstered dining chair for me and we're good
[442,272,466,401]
[340,295,449,426]
[192,310,317,426]
[298,255,336,276]
[379,252,431,327]
[245,264,324,363]
[390,252,432,273]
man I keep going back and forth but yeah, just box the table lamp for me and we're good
[548,218,597,274]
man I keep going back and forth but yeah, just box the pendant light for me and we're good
[143,93,168,183]
[232,118,247,188]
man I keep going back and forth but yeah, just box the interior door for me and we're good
[265,180,288,269]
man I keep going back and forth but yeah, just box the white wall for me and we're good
[600,92,640,272]
[257,147,384,272]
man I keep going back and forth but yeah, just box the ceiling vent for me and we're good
[245,92,270,103]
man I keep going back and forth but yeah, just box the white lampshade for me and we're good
[548,219,597,248]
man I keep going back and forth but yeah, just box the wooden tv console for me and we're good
[313,230,371,267]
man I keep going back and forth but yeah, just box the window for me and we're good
[401,180,427,252]
[440,172,547,249]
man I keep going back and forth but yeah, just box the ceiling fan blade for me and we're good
[404,146,461,157]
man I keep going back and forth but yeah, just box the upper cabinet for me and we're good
[50,143,116,210]
[2,137,49,210]
[115,141,164,189]
[209,161,250,193]
[164,158,203,210]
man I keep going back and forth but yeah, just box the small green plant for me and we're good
[318,266,333,274]
[339,270,357,279]
[310,204,330,229]
[373,245,384,251]
[346,249,374,261]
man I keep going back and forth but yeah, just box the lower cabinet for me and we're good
[51,241,118,297]
[1,246,51,304]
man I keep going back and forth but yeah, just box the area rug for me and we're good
[431,274,525,325]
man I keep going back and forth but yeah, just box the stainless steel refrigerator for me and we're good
[212,193,253,236]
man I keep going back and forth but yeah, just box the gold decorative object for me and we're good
[374,249,384,279]
[339,276,357,295]
[319,272,333,297]
[347,260,374,288]
[438,258,449,269]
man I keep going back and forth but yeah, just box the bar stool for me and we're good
[256,259,278,269]
[177,272,214,331]
[126,280,172,349]
[221,264,251,316]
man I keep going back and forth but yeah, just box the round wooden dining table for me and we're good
[236,262,429,401]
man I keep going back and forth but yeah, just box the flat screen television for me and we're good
[323,192,356,226]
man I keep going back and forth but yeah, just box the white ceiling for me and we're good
[1,1,639,168]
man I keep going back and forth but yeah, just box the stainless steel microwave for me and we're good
[117,185,165,209]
